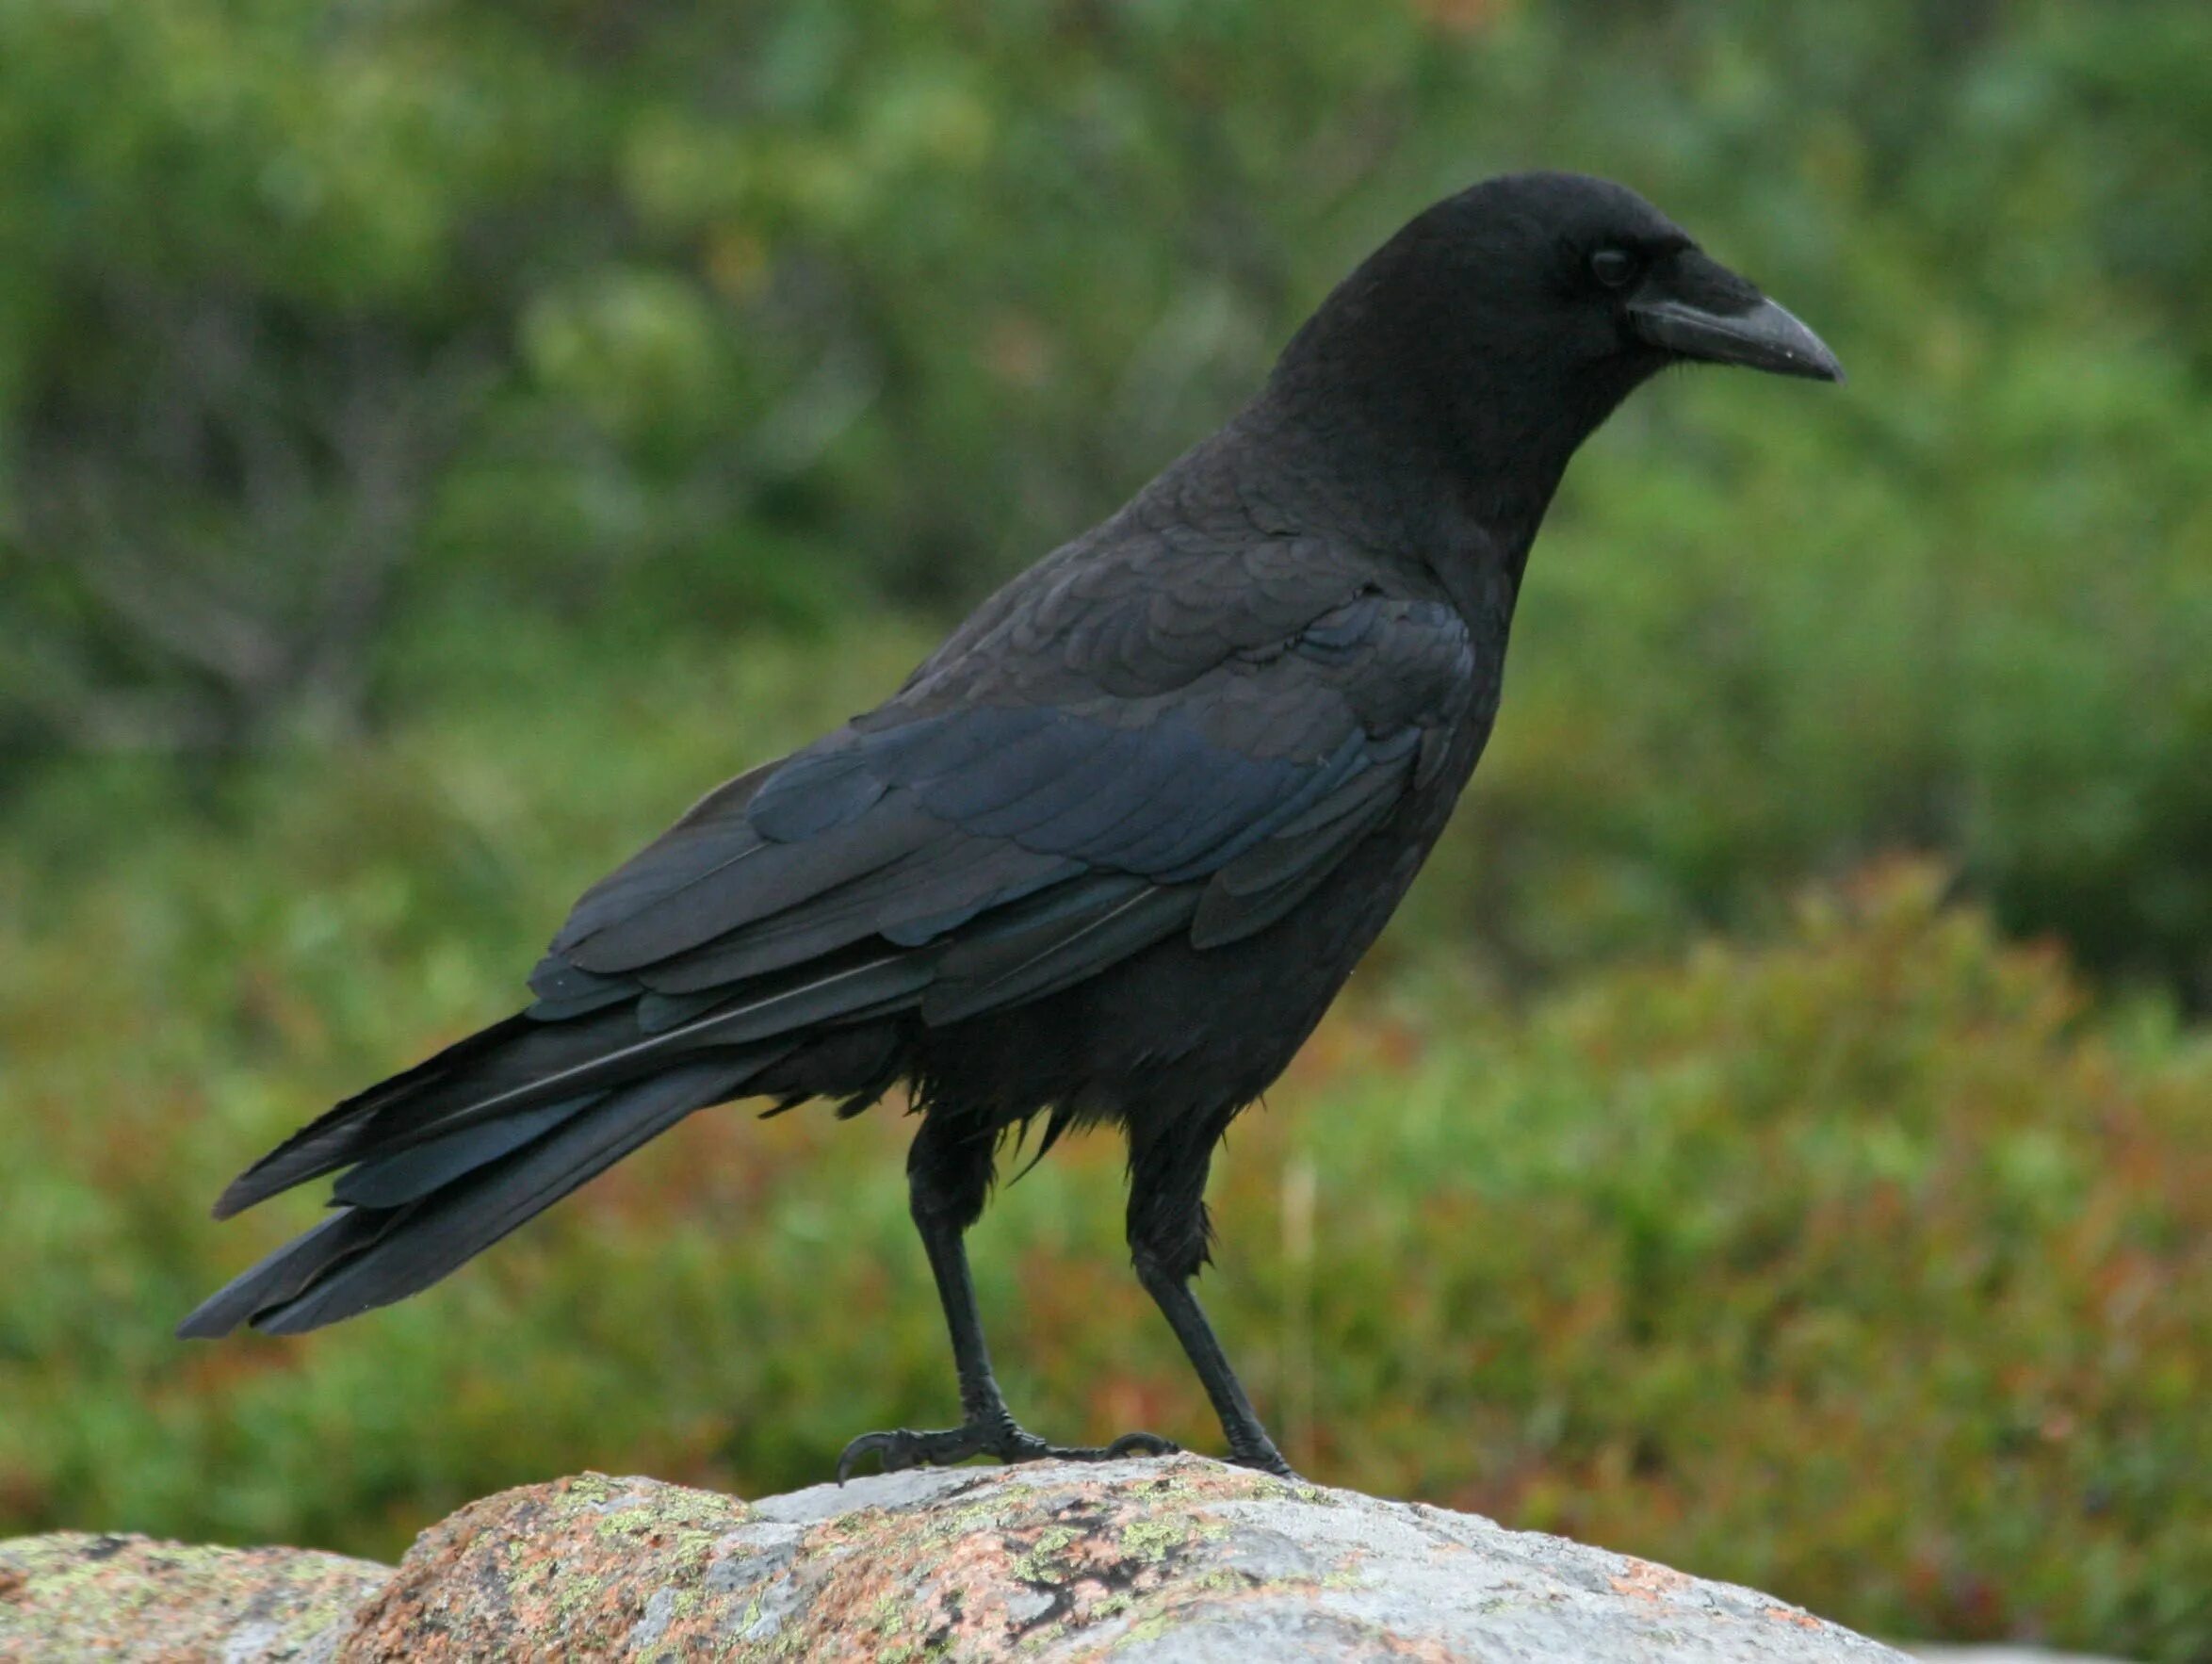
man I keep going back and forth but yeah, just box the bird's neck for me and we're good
[1221,379,1580,610]
[1228,257,1655,607]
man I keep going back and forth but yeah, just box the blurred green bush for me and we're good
[2,696,2204,1656]
[2,0,2209,995]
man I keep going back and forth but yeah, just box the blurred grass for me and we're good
[1,630,2205,1658]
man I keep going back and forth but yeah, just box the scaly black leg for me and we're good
[836,1115,1177,1481]
[1131,1253,1293,1476]
[1126,1109,1297,1479]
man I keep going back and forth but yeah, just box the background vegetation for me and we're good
[1,2,2205,1658]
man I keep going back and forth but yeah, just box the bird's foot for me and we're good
[1228,1444,1302,1482]
[836,1419,1177,1482]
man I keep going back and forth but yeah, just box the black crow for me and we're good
[181,171,1841,1479]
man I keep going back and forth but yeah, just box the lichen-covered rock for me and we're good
[0,1531,387,1662]
[0,1458,1918,1660]
[338,1471,756,1660]
[338,1457,1908,1661]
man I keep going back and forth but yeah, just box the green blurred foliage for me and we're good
[1,5,2209,1658]
[1,0,2209,992]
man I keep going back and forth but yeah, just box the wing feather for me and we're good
[528,575,1472,1046]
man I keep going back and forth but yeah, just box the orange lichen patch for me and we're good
[1609,1555,1693,1603]
[760,1464,1293,1655]
[1766,1605,1827,1630]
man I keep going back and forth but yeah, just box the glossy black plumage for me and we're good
[182,171,1840,1477]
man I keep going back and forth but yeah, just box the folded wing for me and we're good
[185,579,1472,1336]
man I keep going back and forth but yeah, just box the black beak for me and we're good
[1628,262,1844,383]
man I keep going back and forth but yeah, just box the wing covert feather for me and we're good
[529,547,1476,1039]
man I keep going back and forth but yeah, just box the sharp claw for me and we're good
[835,1429,905,1484]
[1103,1431,1179,1459]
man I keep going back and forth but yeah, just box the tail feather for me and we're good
[331,1092,598,1209]
[212,1011,630,1219]
[174,1209,395,1339]
[210,952,909,1221]
[179,1052,769,1339]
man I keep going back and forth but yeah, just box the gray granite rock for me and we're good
[3,1457,1919,1660]
[0,1531,387,1662]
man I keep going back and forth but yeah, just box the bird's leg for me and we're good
[1132,1255,1293,1477]
[1127,1117,1297,1479]
[836,1116,1178,1480]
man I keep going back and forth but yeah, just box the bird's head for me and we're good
[1264,171,1841,533]
[1422,171,1843,386]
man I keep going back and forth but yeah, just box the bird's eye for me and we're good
[1589,248,1638,289]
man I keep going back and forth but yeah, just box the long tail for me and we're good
[177,1049,783,1337]
[178,797,1196,1339]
